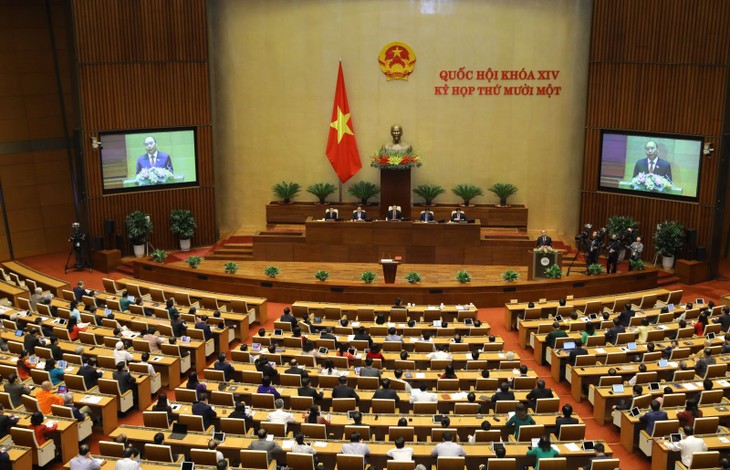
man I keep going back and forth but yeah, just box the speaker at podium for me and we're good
[528,249,562,280]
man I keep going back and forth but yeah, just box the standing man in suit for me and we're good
[632,140,673,181]
[587,231,601,265]
[352,206,367,221]
[535,230,552,248]
[136,136,174,174]
[386,205,402,221]
[606,234,621,274]
[419,210,434,222]
[450,208,467,222]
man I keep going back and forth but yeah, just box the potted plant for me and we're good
[314,270,330,281]
[126,211,153,258]
[455,270,472,284]
[451,184,483,206]
[501,270,519,282]
[224,262,239,274]
[488,183,518,207]
[347,181,380,205]
[170,209,197,251]
[629,259,645,271]
[264,266,280,278]
[360,271,376,284]
[587,263,604,276]
[606,215,639,261]
[151,249,167,263]
[413,184,446,206]
[272,181,301,204]
[405,272,422,284]
[306,182,337,204]
[186,256,202,269]
[544,264,562,279]
[653,220,685,269]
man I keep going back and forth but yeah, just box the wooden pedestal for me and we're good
[674,259,710,284]
[380,168,411,219]
[91,249,121,273]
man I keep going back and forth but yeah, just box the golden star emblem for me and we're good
[330,106,353,143]
[392,46,402,57]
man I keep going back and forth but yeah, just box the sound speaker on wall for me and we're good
[92,236,104,251]
[104,219,115,235]
[115,234,125,253]
[686,228,697,247]
[696,246,707,261]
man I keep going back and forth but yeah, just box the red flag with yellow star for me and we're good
[326,62,361,183]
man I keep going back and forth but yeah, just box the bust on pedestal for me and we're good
[376,125,419,219]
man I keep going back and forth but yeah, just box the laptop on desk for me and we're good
[169,422,188,440]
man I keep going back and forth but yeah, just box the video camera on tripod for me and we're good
[69,222,86,252]
[65,222,91,273]
[575,224,607,252]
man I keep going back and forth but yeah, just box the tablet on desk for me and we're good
[318,347,328,355]
[658,359,668,367]
[649,382,660,391]
[696,298,705,305]
[667,304,675,311]
[562,341,576,350]
[582,441,595,451]
[629,407,641,417]
[464,318,473,326]
[180,462,194,470]
[707,332,716,340]
[626,342,637,351]
[213,432,225,443]
[14,330,23,337]
[180,336,190,343]
[588,313,598,320]
[273,329,283,336]
[432,320,442,327]
[432,414,444,424]
[669,433,682,443]
[612,384,624,393]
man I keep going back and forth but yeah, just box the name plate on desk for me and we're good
[381,259,393,263]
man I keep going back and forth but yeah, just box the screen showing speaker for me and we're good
[99,128,198,194]
[598,130,703,202]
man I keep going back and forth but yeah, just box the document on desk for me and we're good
[314,441,328,447]
[564,443,581,452]
[282,440,294,450]
[81,395,103,404]
[683,383,698,390]
[594,348,606,354]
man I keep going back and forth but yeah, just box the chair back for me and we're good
[179,413,207,432]
[343,425,370,441]
[650,419,679,438]
[474,429,502,442]
[589,460,621,470]
[241,370,264,384]
[190,448,219,465]
[261,420,288,437]
[175,387,199,403]
[454,402,480,414]
[280,373,303,387]
[431,428,457,443]
[143,411,171,429]
[387,426,414,442]
[436,379,459,391]
[372,398,396,413]
[476,378,498,390]
[21,394,40,412]
[10,426,39,448]
[357,376,380,390]
[220,417,247,434]
[487,459,517,470]
[30,368,51,385]
[332,397,356,412]
[239,450,271,469]
[494,400,518,413]
[203,368,225,382]
[145,443,175,462]
[688,451,720,469]
[537,458,567,470]
[98,440,125,457]
[661,393,686,408]
[699,389,724,405]
[252,392,276,409]
[575,354,597,366]
[64,374,89,392]
[585,335,606,347]
[300,423,327,439]
[704,363,726,379]
[672,370,695,381]
[50,404,74,419]
[386,461,415,470]
[413,402,438,414]
[336,453,365,470]
[437,457,466,470]
[98,378,123,397]
[516,424,545,441]
[557,423,586,440]
[288,452,316,470]
[512,376,537,390]
[535,397,560,413]
[291,395,314,411]
[693,416,720,434]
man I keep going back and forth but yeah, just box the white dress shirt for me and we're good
[666,435,708,466]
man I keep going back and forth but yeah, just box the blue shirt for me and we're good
[49,367,65,386]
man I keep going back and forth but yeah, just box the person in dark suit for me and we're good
[73,280,91,302]
[332,375,360,404]
[297,377,324,402]
[587,230,601,265]
[113,362,137,394]
[372,378,400,405]
[3,373,30,408]
[605,317,626,345]
[491,382,515,404]
[585,442,611,470]
[353,326,374,348]
[632,140,672,181]
[535,230,552,247]
[352,206,367,221]
[23,330,43,354]
[419,210,434,222]
[170,313,187,338]
[386,205,402,221]
[166,298,180,317]
[135,136,174,174]
[616,303,635,327]
[639,399,669,434]
[324,208,338,220]
[567,339,589,365]
[450,208,467,222]
[285,359,309,379]
[49,336,64,361]
[280,307,298,329]
[713,306,730,332]
[214,353,235,381]
[0,403,19,438]
[192,392,217,430]
[78,357,103,389]
[554,403,579,435]
[525,380,554,410]
[195,314,213,341]
[319,327,339,347]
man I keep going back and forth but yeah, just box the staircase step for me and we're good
[205,253,253,261]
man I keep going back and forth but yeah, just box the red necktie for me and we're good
[393,209,396,219]
[649,162,654,173]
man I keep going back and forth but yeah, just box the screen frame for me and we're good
[98,127,199,195]
[597,129,704,203]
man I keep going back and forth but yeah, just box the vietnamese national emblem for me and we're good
[378,42,416,80]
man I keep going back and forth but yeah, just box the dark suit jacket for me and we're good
[195,321,213,341]
[715,314,730,332]
[171,319,187,337]
[586,454,612,470]
[285,367,309,378]
[386,209,402,221]
[50,344,64,361]
[568,347,589,365]
[450,211,467,222]
[280,313,298,329]
[632,157,672,181]
[324,211,338,220]
[332,385,360,403]
[353,333,373,347]
[352,210,367,221]
[535,236,553,247]
[617,309,635,327]
[373,388,400,404]
[78,365,103,389]
[297,386,324,402]
[526,387,554,402]
[491,390,515,402]
[191,401,217,429]
[112,370,137,394]
[640,410,669,434]
[4,382,30,408]
[214,361,235,381]
[554,416,579,435]
[136,151,173,174]
[419,211,434,222]
[73,286,88,302]
[24,334,42,354]
[606,325,626,344]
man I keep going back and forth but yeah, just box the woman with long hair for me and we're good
[526,435,559,469]
[186,371,207,398]
[440,365,457,379]
[153,392,174,423]
[67,316,87,341]
[676,399,703,427]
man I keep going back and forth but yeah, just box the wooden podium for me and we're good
[379,259,400,284]
[380,168,411,219]
[527,250,562,280]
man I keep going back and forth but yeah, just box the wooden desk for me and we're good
[292,300,479,322]
[651,432,730,470]
[111,424,610,469]
[11,410,79,463]
[0,280,29,307]
[504,287,672,331]
[2,261,70,296]
[0,444,33,470]
[114,277,264,329]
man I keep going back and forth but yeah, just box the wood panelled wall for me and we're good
[582,0,730,266]
[72,0,215,251]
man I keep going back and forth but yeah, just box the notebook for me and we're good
[169,422,188,439]
[562,341,576,350]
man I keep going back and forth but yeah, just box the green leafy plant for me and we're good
[186,256,202,269]
[455,270,472,284]
[306,182,337,204]
[544,264,562,279]
[405,272,422,284]
[653,220,685,257]
[413,184,446,206]
[451,184,483,206]
[360,271,376,284]
[347,181,380,205]
[488,183,518,206]
[169,209,197,240]
[151,249,167,263]
[224,262,239,274]
[314,270,330,281]
[587,263,604,276]
[629,259,646,271]
[125,211,153,245]
[272,181,302,203]
[606,215,638,239]
[501,270,519,282]
[264,266,280,278]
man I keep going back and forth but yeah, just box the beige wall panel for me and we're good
[11,228,48,258]
[3,183,41,211]
[210,0,592,238]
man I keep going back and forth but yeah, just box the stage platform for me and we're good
[133,258,659,307]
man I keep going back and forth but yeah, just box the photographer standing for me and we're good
[628,236,644,271]
[606,234,621,274]
[587,231,600,265]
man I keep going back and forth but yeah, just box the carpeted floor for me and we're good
[15,249,730,469]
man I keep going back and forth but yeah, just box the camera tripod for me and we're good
[65,232,92,274]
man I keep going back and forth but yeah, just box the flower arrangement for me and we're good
[587,263,604,276]
[534,245,556,254]
[186,256,202,269]
[370,148,422,169]
[544,264,562,279]
[501,270,519,282]
[455,270,472,284]
[631,172,672,192]
[405,272,422,284]
[314,270,330,281]
[135,167,174,186]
